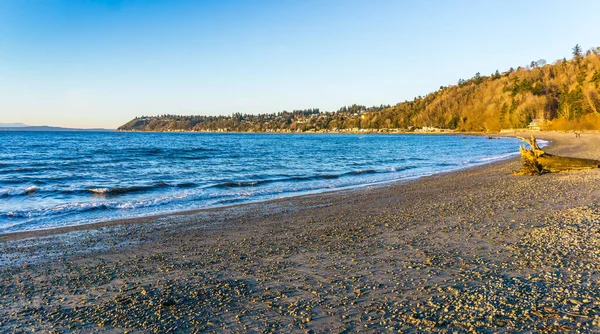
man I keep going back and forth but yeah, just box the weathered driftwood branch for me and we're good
[513,135,600,175]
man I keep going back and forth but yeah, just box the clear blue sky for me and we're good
[0,0,598,128]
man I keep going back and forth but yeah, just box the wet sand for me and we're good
[1,131,599,332]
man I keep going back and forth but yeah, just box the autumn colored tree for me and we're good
[119,45,600,133]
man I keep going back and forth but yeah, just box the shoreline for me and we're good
[1,131,599,332]
[0,157,512,241]
[115,128,598,135]
[0,133,523,241]
[0,131,561,240]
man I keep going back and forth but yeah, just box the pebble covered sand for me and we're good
[1,132,599,333]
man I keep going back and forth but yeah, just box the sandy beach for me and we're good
[1,131,599,332]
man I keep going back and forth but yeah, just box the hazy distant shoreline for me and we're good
[0,126,114,132]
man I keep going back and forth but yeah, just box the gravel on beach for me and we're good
[1,132,599,333]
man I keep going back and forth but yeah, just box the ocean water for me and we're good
[0,132,523,233]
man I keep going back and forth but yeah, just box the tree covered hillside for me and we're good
[119,45,600,132]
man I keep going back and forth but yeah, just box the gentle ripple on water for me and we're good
[0,132,523,233]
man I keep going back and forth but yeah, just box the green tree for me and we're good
[572,44,582,59]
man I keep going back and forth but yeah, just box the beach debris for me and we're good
[514,135,600,175]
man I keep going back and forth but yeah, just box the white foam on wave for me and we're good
[88,188,110,194]
[0,186,39,197]
[474,152,517,162]
[3,190,199,221]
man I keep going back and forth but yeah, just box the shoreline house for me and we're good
[416,126,442,133]
[528,119,544,131]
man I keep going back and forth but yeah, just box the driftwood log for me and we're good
[513,135,600,175]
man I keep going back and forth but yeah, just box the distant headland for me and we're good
[0,123,113,132]
[119,45,600,134]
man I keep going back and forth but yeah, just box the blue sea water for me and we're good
[0,132,523,233]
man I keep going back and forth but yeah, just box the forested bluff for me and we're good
[119,45,600,133]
